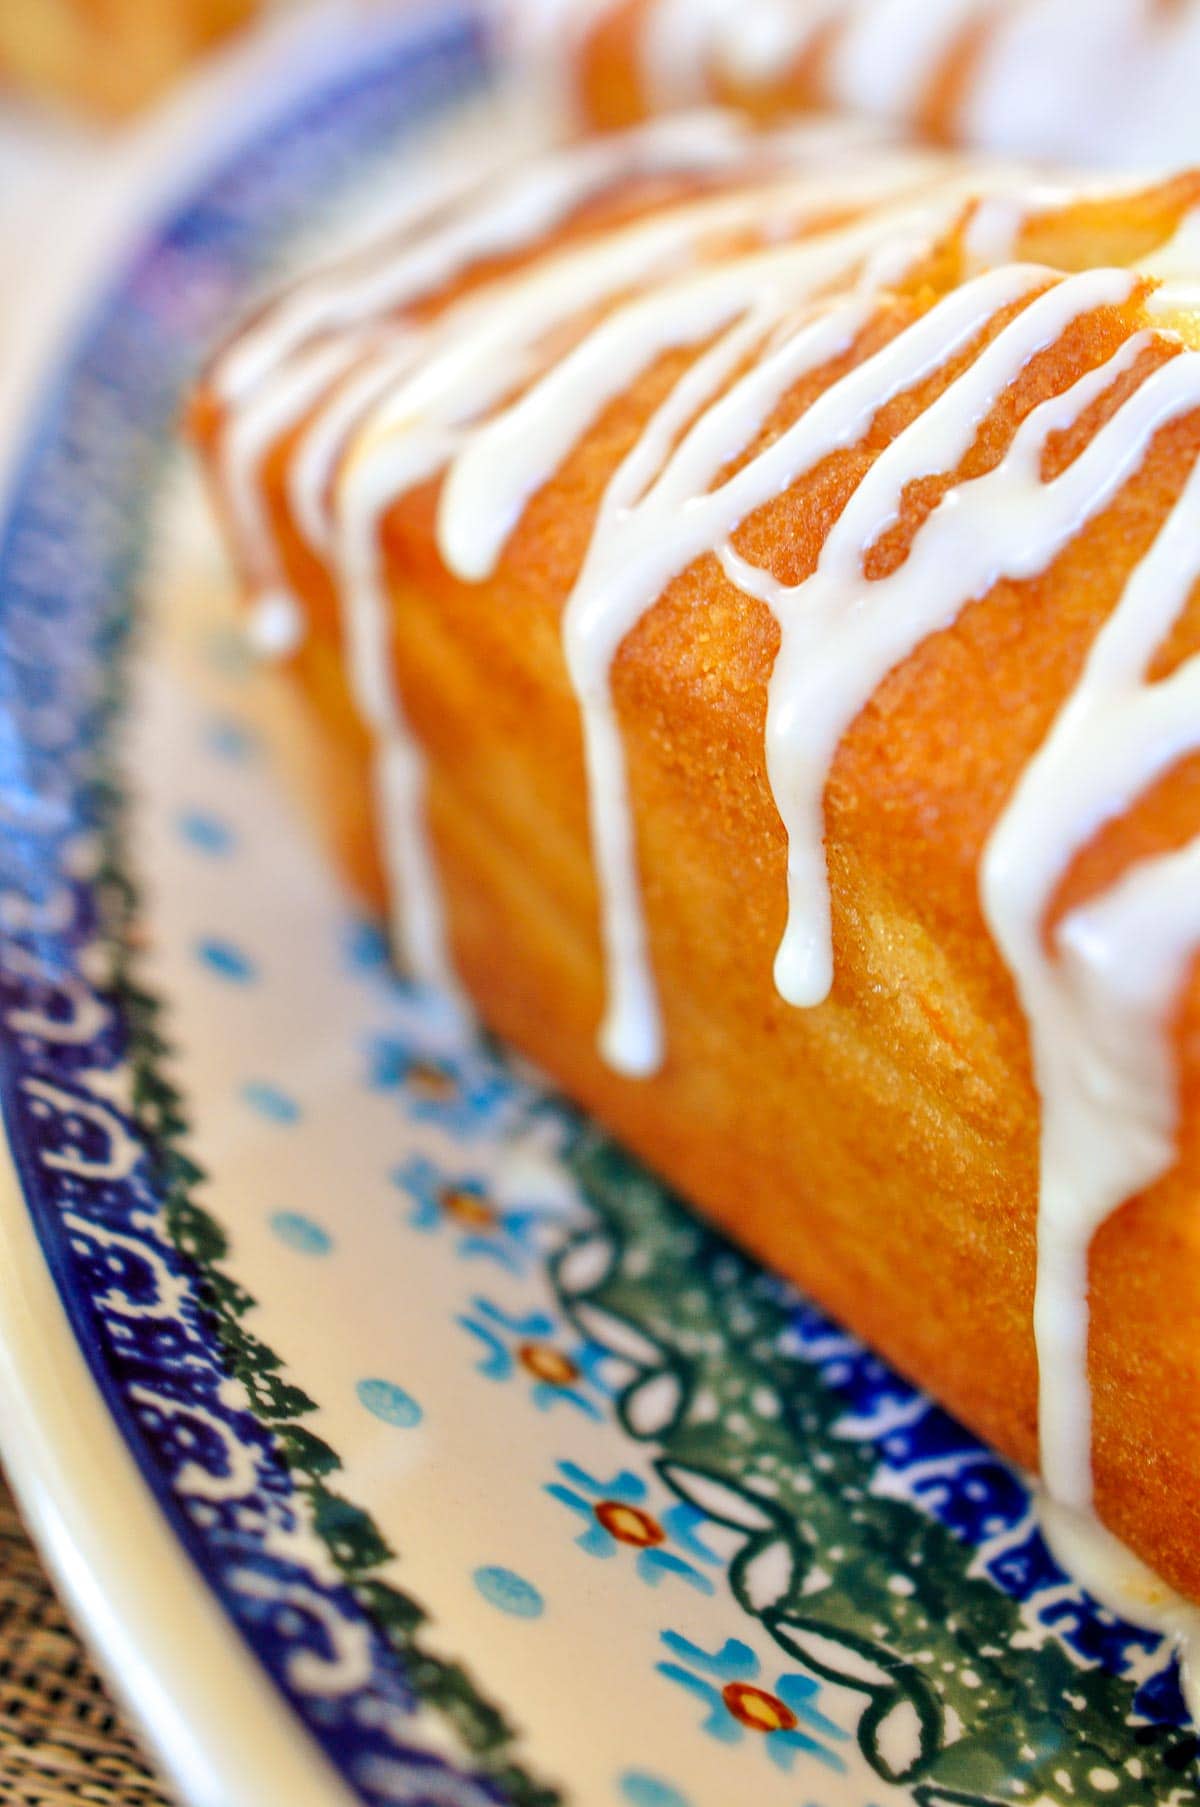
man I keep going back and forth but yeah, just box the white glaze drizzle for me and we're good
[215,121,941,624]
[982,378,1200,1509]
[511,0,1200,172]
[300,150,967,1005]
[215,123,939,1004]
[434,184,1035,1068]
[245,590,303,659]
[334,442,458,992]
[449,259,1054,1068]
[1144,208,1200,283]
[640,0,738,109]
[289,344,406,556]
[298,153,938,544]
[1039,1496,1200,1723]
[715,0,843,90]
[961,0,1200,173]
[438,186,975,582]
[219,333,366,605]
[721,274,1144,1008]
[720,0,999,106]
[216,118,1200,1659]
[215,120,944,997]
[827,0,996,121]
[215,111,754,402]
[211,113,759,604]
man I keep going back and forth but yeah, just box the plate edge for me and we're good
[0,9,494,1805]
[0,1130,363,1807]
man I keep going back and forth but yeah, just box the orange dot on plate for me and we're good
[440,1187,498,1230]
[721,1682,797,1735]
[407,1060,456,1100]
[594,1501,666,1548]
[517,1342,580,1387]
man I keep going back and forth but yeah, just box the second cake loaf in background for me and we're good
[504,0,1200,169]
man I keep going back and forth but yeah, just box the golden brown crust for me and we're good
[385,375,1200,1601]
[192,163,1200,1603]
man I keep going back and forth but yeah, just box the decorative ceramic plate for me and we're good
[2,10,1199,1807]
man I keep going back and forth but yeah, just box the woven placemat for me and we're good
[0,1473,172,1807]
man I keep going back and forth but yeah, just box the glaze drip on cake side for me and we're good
[204,119,1200,1681]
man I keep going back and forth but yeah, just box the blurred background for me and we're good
[6,0,1200,361]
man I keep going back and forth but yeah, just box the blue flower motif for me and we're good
[472,1566,545,1620]
[177,807,235,854]
[546,1461,721,1596]
[656,1632,848,1774]
[618,1774,692,1807]
[455,1298,612,1419]
[356,1378,422,1429]
[366,1031,518,1135]
[195,936,257,983]
[270,1211,333,1256]
[242,1081,301,1124]
[343,918,391,975]
[392,1153,562,1275]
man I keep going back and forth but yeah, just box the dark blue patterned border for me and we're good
[0,16,554,1804]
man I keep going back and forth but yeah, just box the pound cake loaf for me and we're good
[510,0,1200,169]
[0,0,254,115]
[191,112,1200,1615]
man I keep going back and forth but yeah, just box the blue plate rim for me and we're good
[0,11,509,1805]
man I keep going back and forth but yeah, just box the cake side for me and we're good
[189,126,1200,1603]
